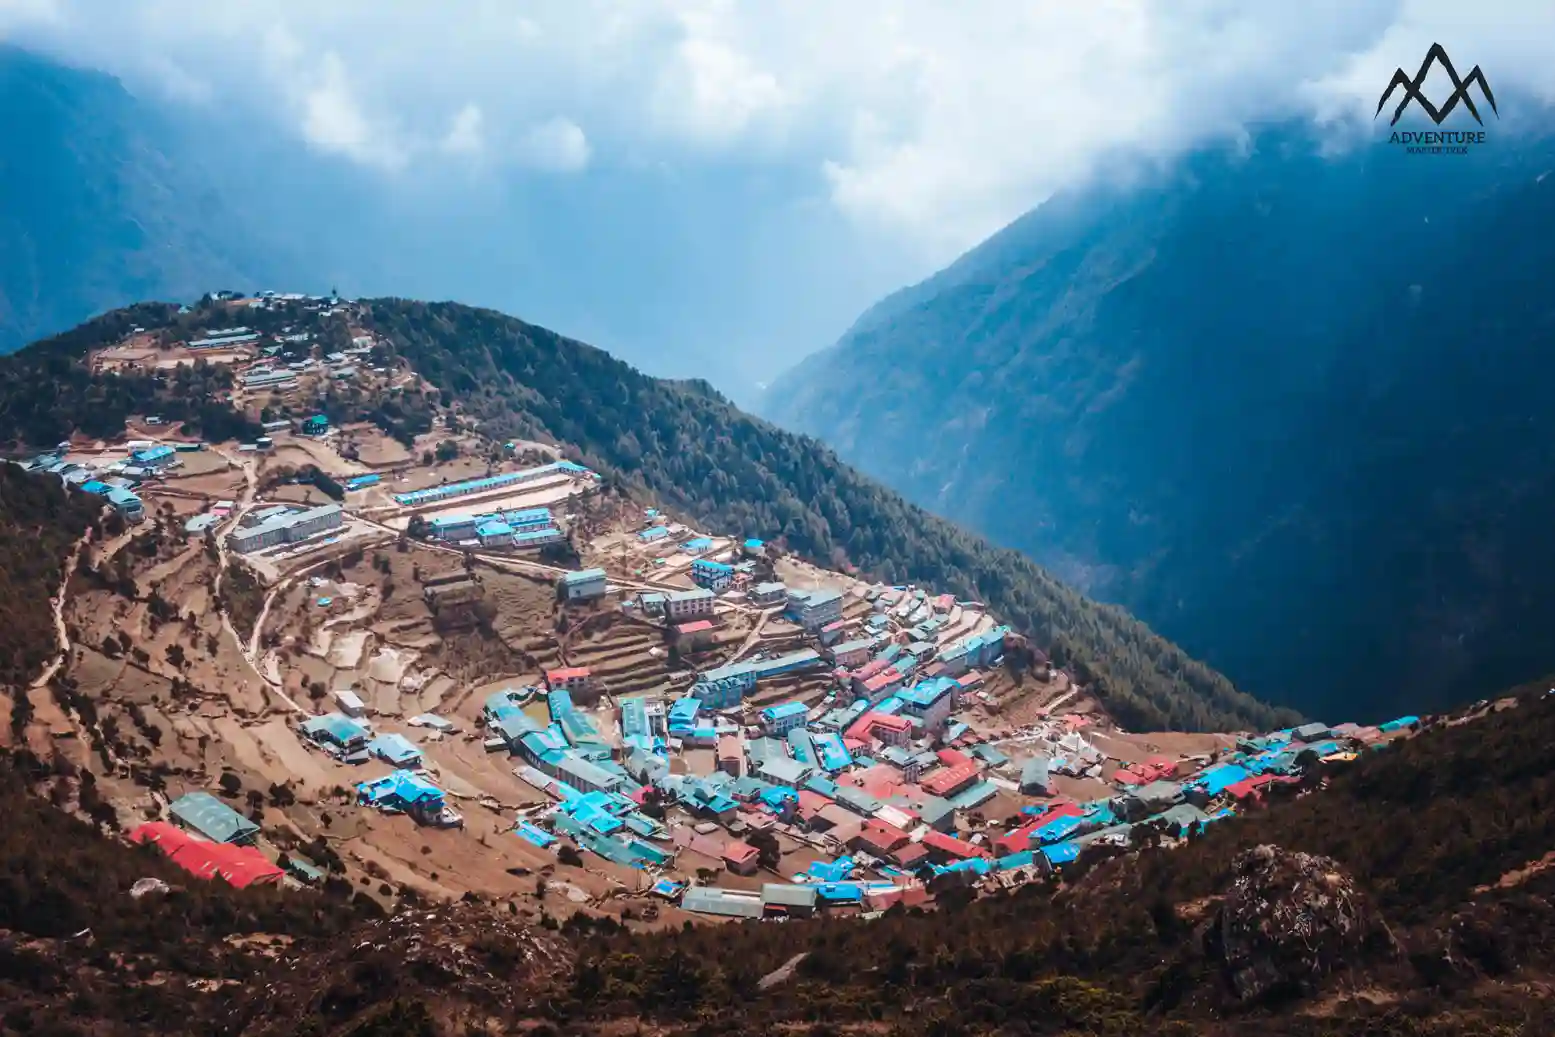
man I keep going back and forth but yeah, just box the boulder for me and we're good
[1213,843,1379,1003]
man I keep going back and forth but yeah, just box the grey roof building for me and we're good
[681,886,764,919]
[168,791,260,844]
[757,755,812,788]
[761,883,818,915]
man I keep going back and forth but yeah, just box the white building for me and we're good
[665,588,715,621]
[334,688,366,717]
[557,568,608,601]
[227,504,343,554]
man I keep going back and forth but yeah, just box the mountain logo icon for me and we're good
[1376,43,1498,127]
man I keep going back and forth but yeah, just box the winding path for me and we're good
[30,532,90,691]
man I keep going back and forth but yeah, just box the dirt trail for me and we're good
[205,448,311,717]
[30,533,89,690]
[727,610,771,663]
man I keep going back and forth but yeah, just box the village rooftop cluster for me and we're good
[13,293,1425,923]
[278,505,1424,920]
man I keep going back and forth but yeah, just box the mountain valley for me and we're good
[0,293,1552,1036]
[766,123,1555,722]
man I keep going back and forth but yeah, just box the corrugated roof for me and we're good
[168,791,259,844]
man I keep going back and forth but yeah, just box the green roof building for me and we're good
[169,791,260,845]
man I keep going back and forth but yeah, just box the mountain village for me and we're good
[5,292,1422,929]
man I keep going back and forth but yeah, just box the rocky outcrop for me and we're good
[1212,844,1380,1003]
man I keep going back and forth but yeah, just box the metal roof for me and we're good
[761,883,818,908]
[681,887,763,918]
[168,791,259,844]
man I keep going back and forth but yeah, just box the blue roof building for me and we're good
[814,731,853,773]
[639,525,670,542]
[1040,841,1081,867]
[787,727,819,768]
[1185,763,1251,801]
[357,771,445,819]
[105,487,143,517]
[620,697,650,740]
[368,733,423,767]
[301,712,371,749]
[668,697,701,730]
[760,701,808,734]
[690,558,735,589]
[130,444,176,467]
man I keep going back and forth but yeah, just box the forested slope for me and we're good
[765,124,1555,724]
[365,299,1297,733]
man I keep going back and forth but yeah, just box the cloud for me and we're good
[2,0,1552,260]
[517,116,591,172]
[441,103,485,157]
[299,51,407,169]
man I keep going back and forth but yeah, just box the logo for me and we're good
[1377,44,1496,155]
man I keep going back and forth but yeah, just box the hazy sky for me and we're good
[4,1,1553,392]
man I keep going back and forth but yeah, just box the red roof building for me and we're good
[1028,801,1084,829]
[722,840,761,875]
[739,809,778,832]
[996,822,1042,857]
[1112,768,1146,786]
[891,842,931,870]
[846,711,913,746]
[675,619,715,636]
[936,748,973,768]
[862,670,903,697]
[1226,774,1298,802]
[921,761,980,798]
[545,667,591,688]
[848,764,909,801]
[852,658,891,683]
[716,735,743,776]
[796,790,832,825]
[921,830,986,862]
[852,819,910,857]
[129,822,283,888]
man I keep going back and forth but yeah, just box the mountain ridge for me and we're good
[362,296,1298,732]
[0,45,305,353]
[0,296,1295,732]
[766,120,1555,723]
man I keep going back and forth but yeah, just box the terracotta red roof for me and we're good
[846,711,913,742]
[862,818,909,847]
[921,830,985,859]
[676,620,715,634]
[546,667,590,682]
[862,671,901,693]
[921,761,980,797]
[722,840,759,864]
[936,748,973,768]
[996,823,1040,856]
[129,823,283,888]
[853,659,891,681]
[797,790,831,817]
[892,842,930,868]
